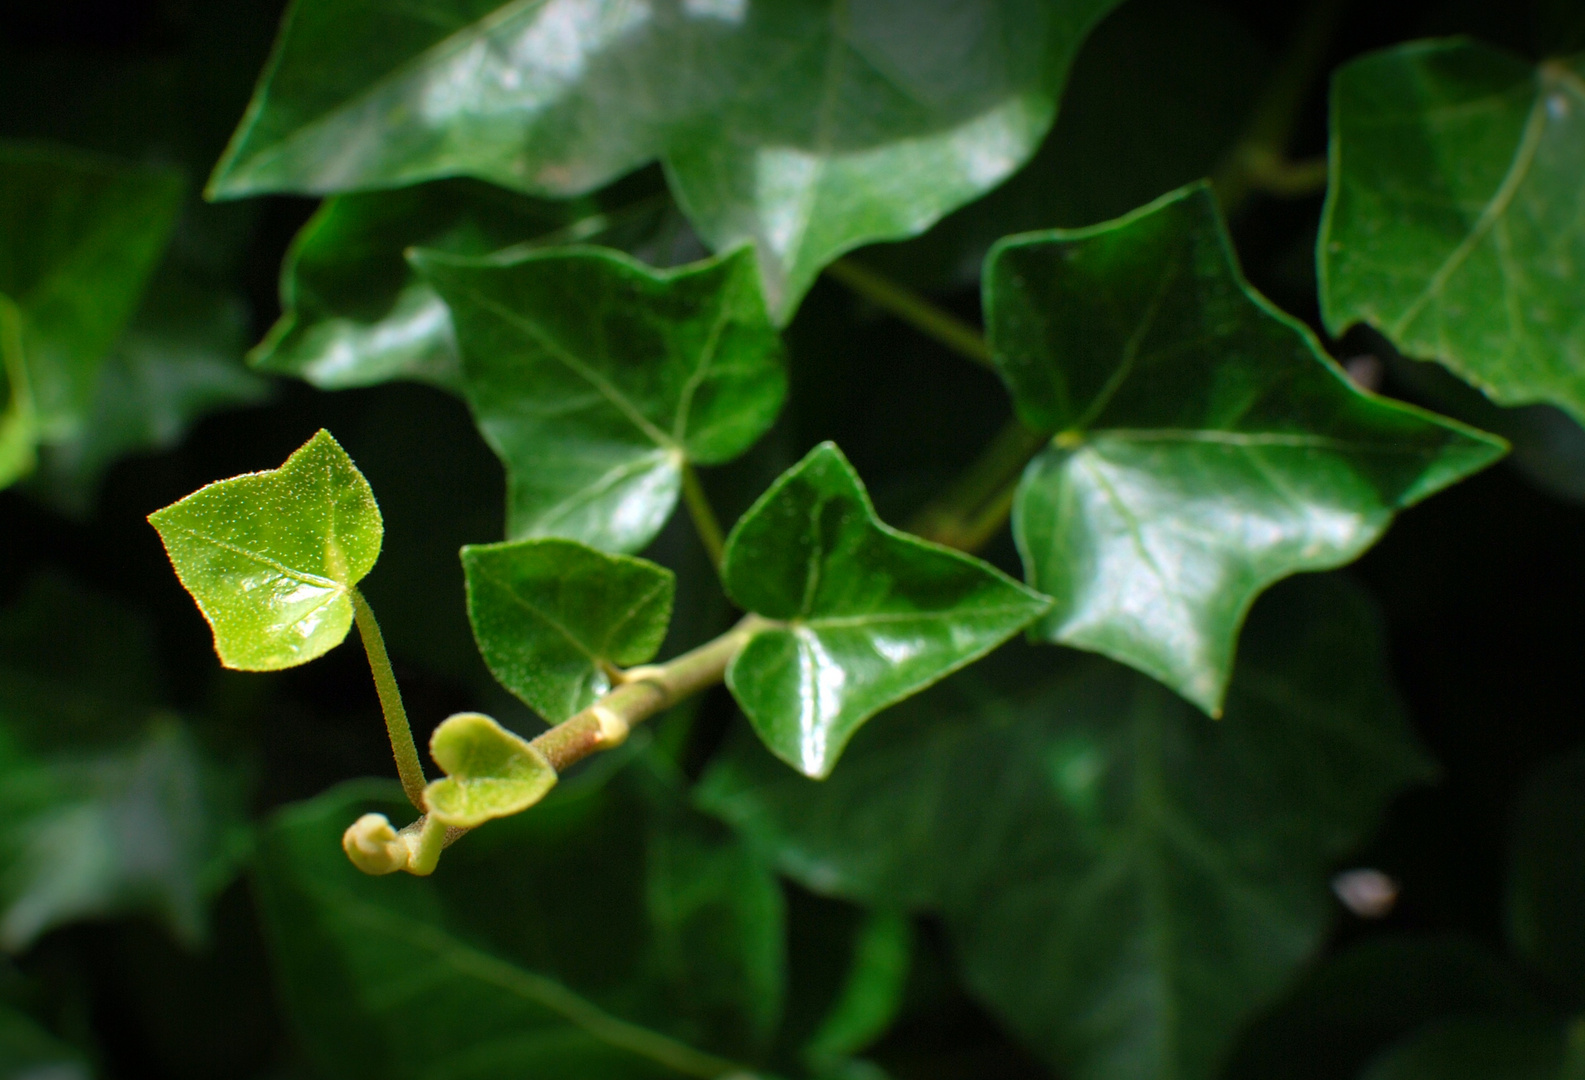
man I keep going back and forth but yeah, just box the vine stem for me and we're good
[1212,0,1345,212]
[530,615,770,773]
[680,462,726,569]
[825,258,995,369]
[350,587,428,811]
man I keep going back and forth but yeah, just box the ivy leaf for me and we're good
[0,577,251,951]
[206,0,1122,318]
[415,244,786,554]
[720,442,1050,778]
[0,140,182,485]
[700,575,1435,1080]
[424,712,559,828]
[255,767,785,1076]
[464,539,675,724]
[255,182,707,392]
[148,429,383,671]
[988,183,1504,715]
[1320,41,1585,423]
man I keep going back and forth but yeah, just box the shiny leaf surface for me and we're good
[990,184,1504,714]
[416,244,785,553]
[0,577,250,951]
[1320,41,1585,423]
[207,0,1121,317]
[700,576,1434,1080]
[720,442,1050,778]
[424,712,559,828]
[256,184,708,392]
[464,539,675,723]
[256,767,784,1077]
[148,429,383,671]
[0,140,182,484]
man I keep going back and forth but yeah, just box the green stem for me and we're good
[530,616,769,773]
[680,462,726,569]
[907,419,1051,553]
[350,587,428,811]
[825,258,995,369]
[1212,0,1346,214]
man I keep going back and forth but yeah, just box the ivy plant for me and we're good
[14,1,1585,1078]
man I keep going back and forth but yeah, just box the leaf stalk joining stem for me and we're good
[350,587,428,811]
[825,258,995,369]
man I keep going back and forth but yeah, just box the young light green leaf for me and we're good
[0,141,182,485]
[720,442,1050,778]
[988,183,1504,715]
[206,0,1121,318]
[148,429,383,671]
[464,539,675,724]
[700,575,1435,1080]
[1320,41,1585,423]
[415,244,786,554]
[423,712,558,828]
[256,770,784,1077]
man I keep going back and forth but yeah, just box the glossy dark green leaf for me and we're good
[700,575,1434,1080]
[0,577,251,951]
[1361,1017,1575,1080]
[989,183,1503,714]
[0,140,183,487]
[424,712,559,828]
[721,442,1050,778]
[255,765,784,1077]
[255,182,707,391]
[1320,40,1585,423]
[415,244,785,553]
[148,429,383,671]
[207,0,1121,318]
[464,539,675,724]
[1508,750,1585,995]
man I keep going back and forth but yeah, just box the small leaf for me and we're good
[148,429,383,671]
[415,244,786,553]
[464,539,675,723]
[1320,40,1585,423]
[700,575,1435,1080]
[424,712,558,828]
[721,442,1050,778]
[988,183,1504,714]
[204,0,1123,318]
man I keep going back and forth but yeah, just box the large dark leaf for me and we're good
[416,244,785,554]
[254,759,784,1078]
[206,0,1122,318]
[987,183,1503,714]
[699,575,1433,1080]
